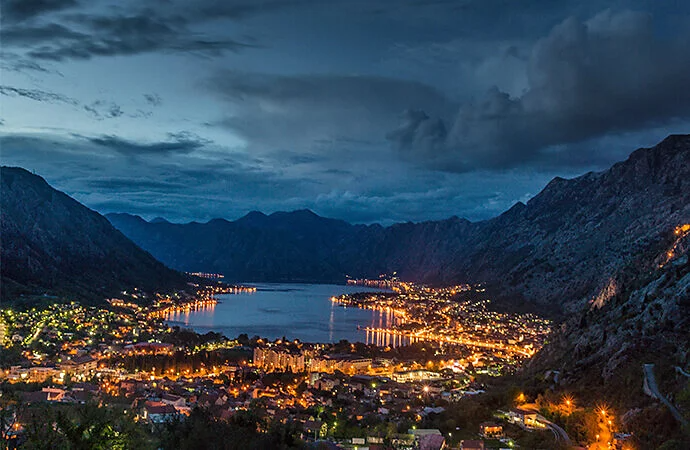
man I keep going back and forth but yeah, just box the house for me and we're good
[42,387,67,401]
[142,401,178,424]
[391,370,442,383]
[60,355,97,376]
[410,429,446,450]
[460,440,485,450]
[508,408,539,428]
[303,419,326,438]
[313,375,340,391]
[119,379,143,396]
[421,406,445,416]
[419,434,446,450]
[22,388,67,403]
[161,393,186,408]
[9,366,60,383]
[479,422,503,438]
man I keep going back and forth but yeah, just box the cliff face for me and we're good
[108,135,690,315]
[526,226,690,409]
[443,134,690,312]
[1,167,187,303]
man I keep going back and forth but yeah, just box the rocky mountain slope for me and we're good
[531,222,689,381]
[1,167,187,303]
[108,135,690,315]
[522,222,690,445]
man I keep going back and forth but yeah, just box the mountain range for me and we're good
[107,134,690,315]
[2,135,689,436]
[0,167,188,303]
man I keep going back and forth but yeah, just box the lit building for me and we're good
[479,422,503,438]
[254,346,306,372]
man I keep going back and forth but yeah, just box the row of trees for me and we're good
[2,401,308,450]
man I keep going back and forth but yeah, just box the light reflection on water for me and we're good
[164,283,399,344]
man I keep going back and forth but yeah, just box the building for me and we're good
[338,356,373,374]
[22,388,66,403]
[312,375,340,391]
[508,408,540,429]
[460,440,484,450]
[8,366,60,383]
[254,346,306,372]
[391,370,442,383]
[479,422,503,438]
[303,419,326,438]
[409,429,446,450]
[142,401,178,424]
[161,393,186,408]
[309,355,373,374]
[60,355,97,376]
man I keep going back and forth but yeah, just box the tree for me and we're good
[21,403,152,450]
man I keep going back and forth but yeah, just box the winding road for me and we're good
[643,364,688,427]
[675,366,690,378]
[539,415,573,447]
[521,404,574,447]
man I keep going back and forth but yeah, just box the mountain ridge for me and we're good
[1,167,188,303]
[106,134,690,315]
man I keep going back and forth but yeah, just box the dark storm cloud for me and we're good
[386,110,447,154]
[85,132,210,156]
[388,10,690,171]
[22,14,255,61]
[209,71,453,148]
[1,0,79,22]
[1,6,257,61]
[0,0,316,62]
[4,1,689,224]
[0,85,78,105]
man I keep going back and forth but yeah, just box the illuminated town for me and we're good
[333,282,550,362]
[0,279,641,449]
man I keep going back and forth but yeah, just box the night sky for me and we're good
[2,0,689,224]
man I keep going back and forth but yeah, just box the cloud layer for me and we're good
[388,10,690,171]
[209,72,453,150]
[2,1,689,223]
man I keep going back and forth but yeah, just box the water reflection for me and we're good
[165,302,217,325]
[163,283,395,343]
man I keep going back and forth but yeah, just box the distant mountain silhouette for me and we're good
[1,167,187,303]
[108,135,690,315]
